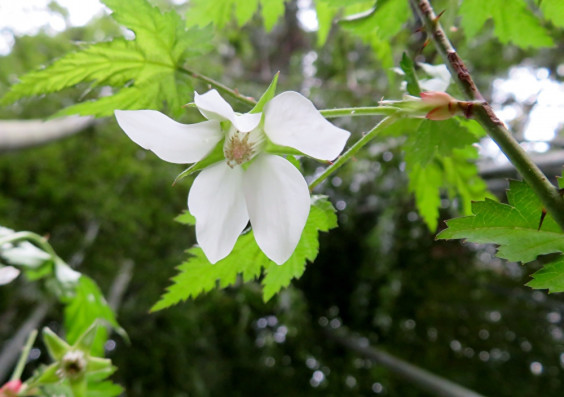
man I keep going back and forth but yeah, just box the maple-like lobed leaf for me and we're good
[459,0,553,48]
[1,0,213,118]
[438,179,564,263]
[151,196,337,311]
[64,276,125,356]
[402,119,488,232]
[527,256,564,293]
[185,0,284,32]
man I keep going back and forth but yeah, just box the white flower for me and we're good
[115,90,350,264]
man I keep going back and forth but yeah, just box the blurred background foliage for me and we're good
[1,0,564,395]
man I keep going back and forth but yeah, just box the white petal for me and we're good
[264,91,350,161]
[243,154,310,265]
[0,266,20,285]
[55,262,81,284]
[195,90,261,132]
[188,162,249,263]
[115,110,222,164]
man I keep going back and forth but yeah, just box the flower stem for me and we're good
[0,231,58,261]
[309,116,398,191]
[409,0,564,231]
[178,66,257,108]
[10,329,38,381]
[320,106,398,118]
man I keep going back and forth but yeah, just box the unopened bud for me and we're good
[420,91,457,120]
[0,380,22,397]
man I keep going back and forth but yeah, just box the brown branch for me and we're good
[409,0,564,231]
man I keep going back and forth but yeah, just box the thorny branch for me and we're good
[409,0,564,231]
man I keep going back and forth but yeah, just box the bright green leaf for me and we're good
[540,0,564,28]
[64,276,124,356]
[400,52,421,96]
[186,0,285,31]
[527,256,564,293]
[151,196,337,310]
[315,1,336,46]
[438,179,564,263]
[262,196,337,301]
[404,119,478,167]
[404,119,486,231]
[2,0,213,117]
[459,0,553,48]
[339,0,409,39]
[261,0,286,31]
[408,162,442,232]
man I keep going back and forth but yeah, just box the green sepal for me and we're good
[400,52,421,96]
[284,155,303,173]
[173,140,224,185]
[87,357,113,374]
[33,363,61,384]
[74,322,99,353]
[250,72,279,114]
[42,327,71,361]
[264,141,304,157]
[69,375,87,397]
[175,211,196,226]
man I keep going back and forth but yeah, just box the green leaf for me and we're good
[262,196,337,301]
[438,179,564,263]
[404,119,478,167]
[540,0,564,28]
[339,0,409,40]
[408,162,442,232]
[151,196,337,310]
[261,0,286,31]
[400,53,421,96]
[318,0,372,6]
[315,1,337,46]
[186,0,284,31]
[175,211,196,226]
[441,147,492,217]
[85,380,123,397]
[404,119,486,231]
[459,0,553,48]
[2,0,213,117]
[42,328,71,361]
[527,256,564,293]
[64,276,124,356]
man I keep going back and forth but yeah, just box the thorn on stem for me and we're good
[433,10,446,24]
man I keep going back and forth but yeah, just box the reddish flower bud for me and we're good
[420,91,457,120]
[0,380,22,397]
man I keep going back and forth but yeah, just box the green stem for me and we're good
[410,0,564,231]
[309,116,398,191]
[179,66,257,108]
[320,106,397,118]
[10,329,38,381]
[179,65,398,119]
[0,231,58,261]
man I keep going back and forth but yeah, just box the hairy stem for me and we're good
[10,330,37,382]
[179,66,257,108]
[409,0,564,231]
[0,231,58,261]
[309,116,398,191]
[320,106,397,118]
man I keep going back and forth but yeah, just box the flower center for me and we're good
[223,126,265,168]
